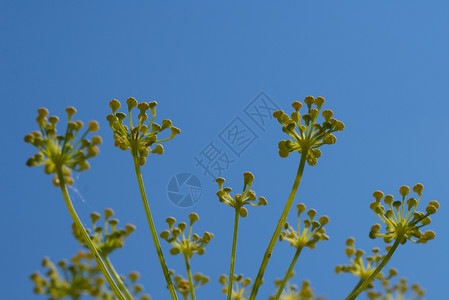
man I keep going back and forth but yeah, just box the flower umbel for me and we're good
[30,251,150,300]
[72,208,136,257]
[270,272,324,300]
[169,271,210,299]
[160,213,213,258]
[369,184,439,244]
[106,98,180,165]
[216,172,268,217]
[367,275,425,300]
[280,203,329,249]
[25,107,101,186]
[249,97,344,300]
[274,96,344,165]
[335,238,396,287]
[219,274,253,300]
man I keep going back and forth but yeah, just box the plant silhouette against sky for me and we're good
[26,96,439,300]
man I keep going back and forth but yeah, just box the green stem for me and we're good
[345,236,402,300]
[184,253,196,300]
[227,208,240,300]
[56,167,126,300]
[273,246,303,300]
[104,256,134,300]
[249,152,308,300]
[347,278,364,299]
[132,153,178,300]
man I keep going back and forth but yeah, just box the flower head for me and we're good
[72,208,136,257]
[274,96,344,165]
[279,203,329,249]
[271,273,324,300]
[219,274,252,300]
[169,271,209,299]
[30,251,150,300]
[106,98,181,165]
[25,107,101,186]
[335,238,396,287]
[369,184,439,244]
[160,213,213,258]
[367,275,425,300]
[216,172,267,217]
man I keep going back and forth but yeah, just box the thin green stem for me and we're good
[249,152,308,300]
[345,236,403,300]
[56,167,126,300]
[227,208,240,300]
[132,153,178,300]
[104,256,134,300]
[347,278,364,299]
[184,253,196,300]
[273,246,303,300]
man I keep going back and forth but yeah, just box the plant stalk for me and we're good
[56,167,127,300]
[132,153,178,300]
[347,278,363,299]
[227,208,240,300]
[249,152,308,300]
[104,256,134,300]
[273,246,303,300]
[345,236,402,300]
[184,253,196,300]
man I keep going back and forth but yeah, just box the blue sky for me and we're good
[1,1,448,299]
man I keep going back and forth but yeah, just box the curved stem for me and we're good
[184,253,196,300]
[56,167,127,300]
[104,256,134,300]
[227,208,240,300]
[249,152,308,300]
[347,278,364,299]
[273,246,303,300]
[132,153,178,300]
[345,236,402,300]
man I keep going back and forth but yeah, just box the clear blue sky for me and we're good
[1,1,448,299]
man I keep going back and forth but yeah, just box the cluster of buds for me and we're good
[369,184,439,244]
[72,208,136,257]
[279,203,329,249]
[126,271,151,300]
[169,270,209,299]
[106,98,181,166]
[160,213,213,258]
[273,96,344,165]
[367,276,425,300]
[335,238,396,287]
[216,172,267,217]
[30,251,150,300]
[271,273,323,300]
[25,107,101,186]
[219,274,252,300]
